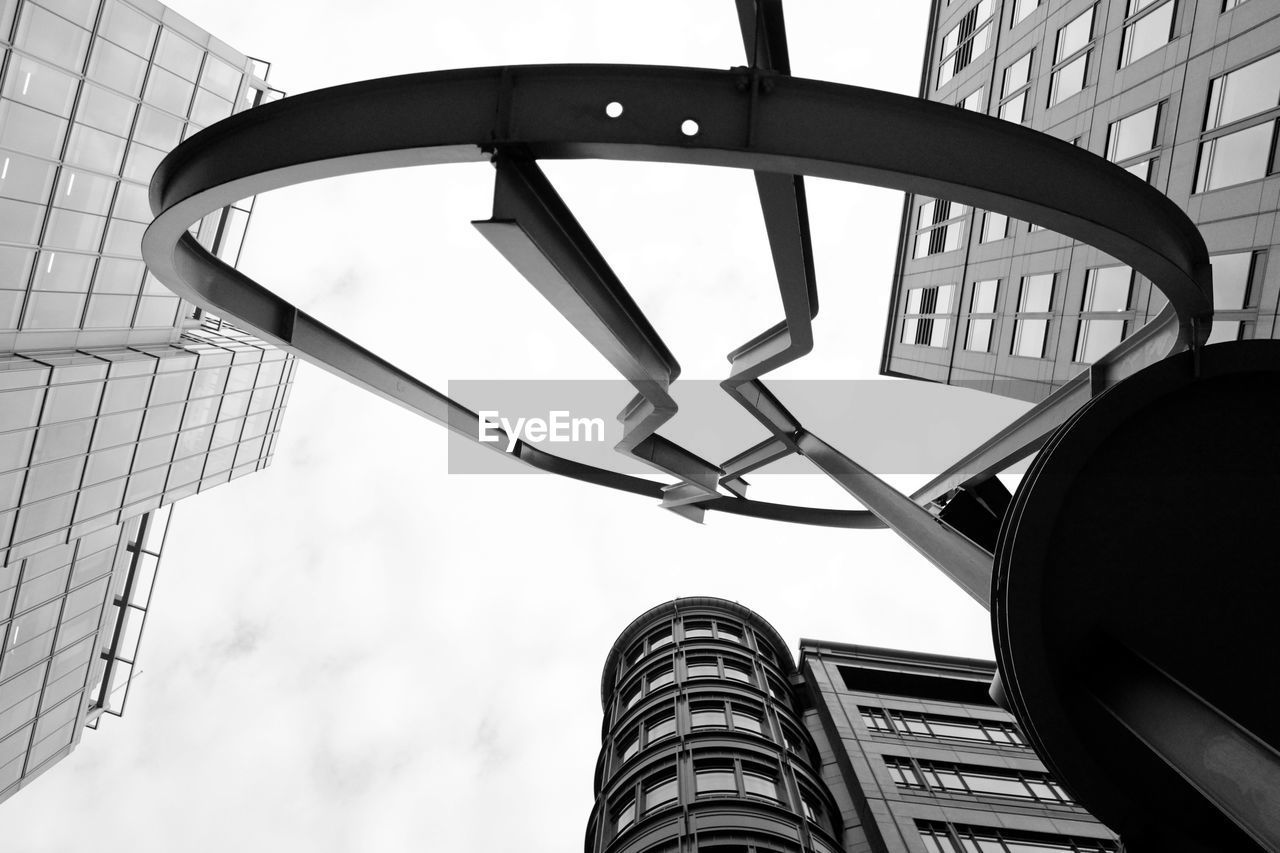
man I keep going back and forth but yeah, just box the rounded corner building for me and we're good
[585,597,844,853]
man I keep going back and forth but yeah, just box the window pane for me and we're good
[1012,318,1048,357]
[76,83,136,136]
[643,773,678,810]
[87,39,148,97]
[691,707,723,729]
[1050,53,1088,105]
[695,766,735,793]
[33,251,96,292]
[1121,1,1174,66]
[133,106,184,150]
[15,4,90,71]
[3,56,78,116]
[143,67,194,116]
[98,0,157,56]
[1108,104,1160,162]
[647,714,675,742]
[1211,251,1255,310]
[1020,274,1054,311]
[54,169,116,216]
[155,29,204,80]
[64,123,127,174]
[1196,121,1276,192]
[1056,7,1094,61]
[742,769,779,799]
[1083,267,1131,311]
[200,56,242,101]
[1207,53,1280,130]
[0,150,58,204]
[0,99,67,159]
[731,710,762,734]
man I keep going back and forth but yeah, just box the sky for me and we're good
[4,2,1032,850]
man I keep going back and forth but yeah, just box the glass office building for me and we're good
[0,0,293,802]
[883,0,1279,402]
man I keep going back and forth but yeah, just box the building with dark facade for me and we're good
[883,0,1278,402]
[588,598,1118,853]
[0,0,293,801]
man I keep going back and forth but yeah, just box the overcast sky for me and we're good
[4,2,1033,850]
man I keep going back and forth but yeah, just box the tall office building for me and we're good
[883,0,1278,402]
[0,0,293,801]
[588,598,1118,853]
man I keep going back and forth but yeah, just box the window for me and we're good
[683,620,713,639]
[1074,267,1133,363]
[1012,0,1040,25]
[742,764,780,800]
[890,757,1076,804]
[722,659,752,684]
[1106,102,1163,183]
[1000,51,1033,123]
[1120,0,1175,67]
[619,731,639,763]
[1207,250,1266,343]
[1222,0,1251,8]
[1195,52,1280,193]
[622,682,641,711]
[687,656,719,679]
[966,279,999,352]
[981,210,1011,242]
[695,760,737,794]
[937,1,994,88]
[690,702,726,729]
[649,628,673,651]
[901,284,956,348]
[693,756,785,803]
[731,707,763,735]
[859,705,1026,746]
[613,795,636,834]
[958,87,984,112]
[918,821,1119,852]
[643,769,679,811]
[647,712,677,743]
[1011,274,1055,358]
[647,666,674,692]
[913,198,967,258]
[1049,6,1095,106]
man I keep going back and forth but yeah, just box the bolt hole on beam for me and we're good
[681,118,700,136]
[605,101,624,118]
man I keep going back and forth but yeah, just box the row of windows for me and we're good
[918,821,1117,853]
[860,706,1024,746]
[622,616,779,673]
[886,756,1074,805]
[611,755,832,841]
[947,0,1178,102]
[616,696,811,767]
[903,248,1267,357]
[951,4,1277,194]
[619,652,792,715]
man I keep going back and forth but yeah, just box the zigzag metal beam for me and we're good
[143,64,1212,591]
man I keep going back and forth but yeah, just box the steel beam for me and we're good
[797,431,994,607]
[1091,645,1280,851]
[473,153,721,512]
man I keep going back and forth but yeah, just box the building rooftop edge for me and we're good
[798,637,997,675]
[600,596,796,708]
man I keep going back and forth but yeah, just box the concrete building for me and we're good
[883,0,1279,402]
[587,598,1118,853]
[0,0,292,801]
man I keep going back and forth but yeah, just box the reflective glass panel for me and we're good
[1108,104,1160,162]
[0,150,57,203]
[87,39,147,97]
[97,0,157,56]
[3,55,78,116]
[154,29,203,80]
[1206,53,1280,130]
[1121,0,1174,66]
[0,99,67,158]
[143,67,193,116]
[1211,251,1255,310]
[1196,121,1276,192]
[43,208,106,251]
[14,4,90,70]
[76,83,135,136]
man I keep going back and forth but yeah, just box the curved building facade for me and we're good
[585,598,844,853]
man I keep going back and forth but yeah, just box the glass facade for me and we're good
[0,0,293,804]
